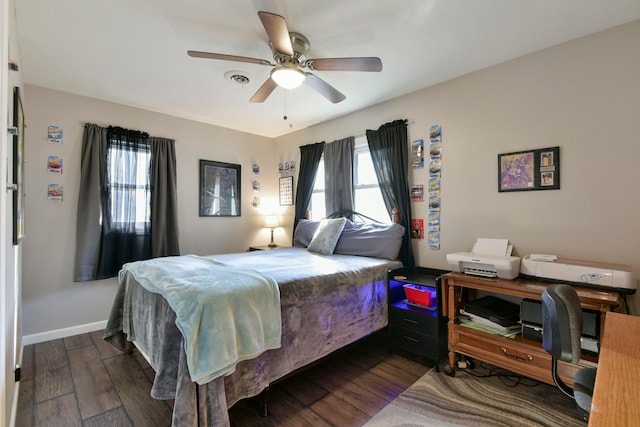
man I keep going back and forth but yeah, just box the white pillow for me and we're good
[307,217,347,255]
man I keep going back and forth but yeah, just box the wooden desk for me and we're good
[441,273,622,385]
[589,312,640,426]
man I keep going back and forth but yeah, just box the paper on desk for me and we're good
[471,238,512,256]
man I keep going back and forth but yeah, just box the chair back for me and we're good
[541,284,583,363]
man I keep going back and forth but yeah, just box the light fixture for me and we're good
[264,214,280,248]
[270,65,306,89]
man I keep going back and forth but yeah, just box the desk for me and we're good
[589,312,640,426]
[441,273,621,385]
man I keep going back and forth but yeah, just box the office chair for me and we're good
[541,284,596,422]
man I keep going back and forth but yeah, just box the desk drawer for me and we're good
[456,328,548,370]
[453,326,553,383]
[453,326,582,386]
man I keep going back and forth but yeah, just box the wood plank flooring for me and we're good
[16,331,431,426]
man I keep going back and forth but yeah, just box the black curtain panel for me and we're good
[149,137,180,258]
[366,119,415,266]
[293,141,325,239]
[97,126,152,278]
[74,123,109,281]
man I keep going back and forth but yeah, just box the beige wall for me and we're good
[21,19,640,339]
[21,87,279,337]
[276,20,640,312]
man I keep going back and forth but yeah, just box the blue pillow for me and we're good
[307,218,347,255]
[334,221,404,259]
[293,219,321,247]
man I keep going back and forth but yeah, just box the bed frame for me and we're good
[308,207,400,224]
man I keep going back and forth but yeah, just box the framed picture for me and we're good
[13,87,25,245]
[279,176,293,205]
[199,160,241,216]
[498,146,560,192]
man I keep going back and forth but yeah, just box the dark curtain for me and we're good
[74,123,109,281]
[74,124,180,281]
[366,119,414,266]
[324,137,355,215]
[149,137,180,257]
[293,141,325,241]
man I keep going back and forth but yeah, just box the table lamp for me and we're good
[264,214,279,248]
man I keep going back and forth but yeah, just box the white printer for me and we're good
[521,254,637,293]
[447,238,520,280]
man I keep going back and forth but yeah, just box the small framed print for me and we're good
[498,146,560,192]
[279,176,294,206]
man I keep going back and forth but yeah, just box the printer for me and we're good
[521,254,637,294]
[447,238,521,280]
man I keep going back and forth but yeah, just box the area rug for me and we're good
[365,364,587,427]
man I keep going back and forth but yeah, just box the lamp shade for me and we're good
[270,66,306,89]
[264,215,279,229]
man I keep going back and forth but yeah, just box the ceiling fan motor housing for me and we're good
[271,32,310,66]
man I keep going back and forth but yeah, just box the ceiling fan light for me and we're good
[271,66,306,89]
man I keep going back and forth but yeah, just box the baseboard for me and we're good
[22,320,108,346]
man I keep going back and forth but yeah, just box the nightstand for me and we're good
[388,266,449,370]
[249,245,287,251]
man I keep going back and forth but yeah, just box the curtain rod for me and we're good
[353,120,414,139]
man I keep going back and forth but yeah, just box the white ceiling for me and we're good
[14,0,640,138]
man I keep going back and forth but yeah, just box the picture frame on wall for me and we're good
[199,159,241,216]
[13,87,25,245]
[279,176,293,206]
[498,146,560,192]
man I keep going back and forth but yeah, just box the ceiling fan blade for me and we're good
[250,78,278,103]
[306,57,383,72]
[258,11,294,56]
[187,50,274,66]
[304,73,346,103]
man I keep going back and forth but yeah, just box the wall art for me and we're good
[279,176,293,206]
[199,160,241,216]
[498,146,560,192]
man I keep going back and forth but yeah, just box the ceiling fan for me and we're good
[187,11,382,104]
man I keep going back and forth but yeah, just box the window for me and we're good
[311,137,387,222]
[353,144,386,222]
[310,158,326,220]
[106,142,151,232]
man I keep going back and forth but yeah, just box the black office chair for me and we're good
[541,284,596,422]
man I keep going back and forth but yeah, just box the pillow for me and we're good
[307,217,348,255]
[292,219,321,247]
[334,222,405,259]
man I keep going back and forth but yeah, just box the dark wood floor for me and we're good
[16,330,431,426]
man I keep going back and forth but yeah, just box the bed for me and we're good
[104,214,405,426]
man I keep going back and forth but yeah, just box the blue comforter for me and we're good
[120,254,281,384]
